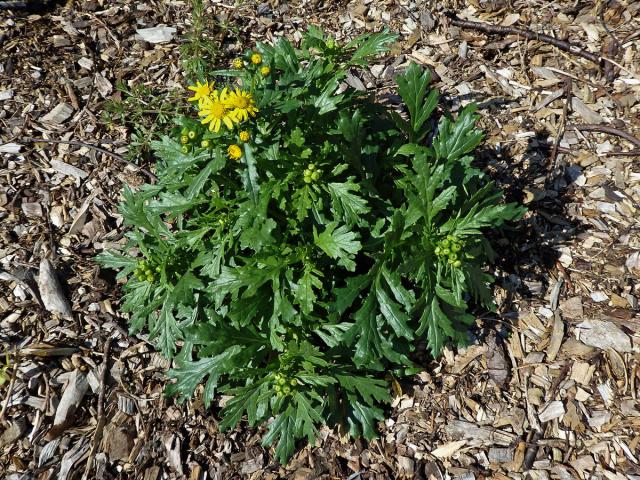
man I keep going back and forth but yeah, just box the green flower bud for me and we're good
[442,248,450,256]
[181,127,189,135]
[311,171,320,181]
[451,243,461,253]
[181,145,189,154]
[308,163,315,171]
[290,378,297,386]
[453,260,462,268]
[448,253,458,261]
[434,246,441,255]
[155,266,161,272]
[304,176,312,184]
[303,169,311,177]
[282,386,291,395]
[201,139,210,148]
[441,239,450,248]
[274,384,282,393]
[180,135,189,144]
[188,130,197,139]
[146,274,154,282]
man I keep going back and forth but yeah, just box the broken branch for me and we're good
[566,124,640,148]
[447,15,610,71]
[21,137,157,182]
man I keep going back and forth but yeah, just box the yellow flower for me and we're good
[187,80,213,104]
[239,130,250,142]
[198,89,236,133]
[251,53,262,65]
[232,58,243,69]
[228,144,242,160]
[260,66,271,76]
[225,88,259,122]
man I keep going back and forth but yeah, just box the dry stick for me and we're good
[549,77,572,170]
[447,15,609,70]
[82,336,113,480]
[0,348,19,423]
[566,124,640,148]
[21,137,157,182]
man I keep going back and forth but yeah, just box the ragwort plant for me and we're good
[98,27,525,463]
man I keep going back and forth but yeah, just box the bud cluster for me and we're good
[134,259,160,282]
[180,126,210,153]
[434,235,464,268]
[273,372,298,397]
[303,163,321,184]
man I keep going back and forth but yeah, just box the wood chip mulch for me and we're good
[1,0,639,479]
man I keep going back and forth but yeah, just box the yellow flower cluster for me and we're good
[187,81,259,136]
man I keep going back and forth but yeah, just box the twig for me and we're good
[603,149,640,157]
[548,77,572,170]
[599,1,620,82]
[82,336,113,480]
[21,137,157,182]
[0,348,19,424]
[447,15,611,71]
[565,124,640,148]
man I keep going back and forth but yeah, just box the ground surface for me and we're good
[1,0,640,479]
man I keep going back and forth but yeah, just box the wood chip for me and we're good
[431,440,467,459]
[576,320,632,352]
[37,258,73,320]
[41,103,74,124]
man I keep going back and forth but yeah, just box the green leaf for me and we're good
[149,191,199,217]
[185,156,224,200]
[241,143,260,205]
[346,397,385,439]
[396,63,438,140]
[149,295,183,358]
[313,76,343,115]
[325,181,370,226]
[346,30,397,64]
[435,284,466,309]
[433,104,483,162]
[381,266,414,311]
[332,274,371,315]
[294,267,323,315]
[262,405,297,464]
[417,296,455,356]
[293,391,323,442]
[96,251,137,278]
[343,294,383,368]
[166,345,242,401]
[335,374,390,405]
[375,280,414,340]
[314,222,361,271]
[151,135,208,172]
[219,380,268,429]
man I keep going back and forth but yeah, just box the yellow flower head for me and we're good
[198,88,237,133]
[239,130,250,142]
[187,80,213,104]
[232,58,243,69]
[228,144,242,160]
[260,66,271,76]
[225,88,259,122]
[251,53,262,65]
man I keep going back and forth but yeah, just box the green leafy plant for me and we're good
[180,0,229,80]
[98,27,524,463]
